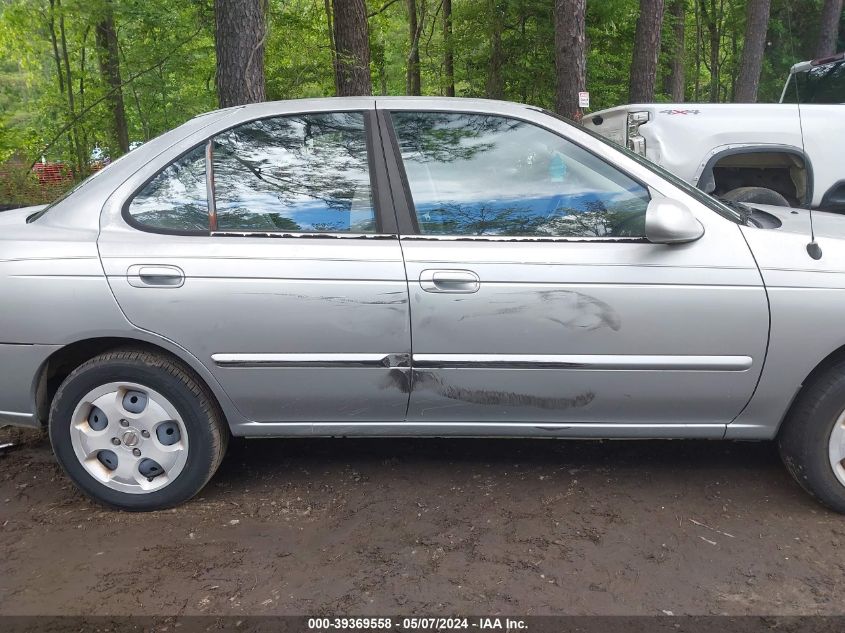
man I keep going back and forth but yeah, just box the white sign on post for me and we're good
[578,91,590,108]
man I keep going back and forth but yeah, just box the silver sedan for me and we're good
[2,97,845,512]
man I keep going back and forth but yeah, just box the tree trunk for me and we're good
[816,0,844,58]
[733,0,770,103]
[518,7,528,102]
[332,0,372,96]
[443,0,455,96]
[372,40,388,95]
[79,27,89,156]
[629,0,665,103]
[665,0,685,102]
[710,5,720,102]
[407,0,421,95]
[486,0,504,99]
[729,20,738,101]
[553,0,586,119]
[694,0,702,99]
[119,40,151,140]
[325,0,339,95]
[699,0,721,102]
[47,2,78,163]
[47,3,64,96]
[96,0,129,155]
[57,0,85,175]
[214,0,267,108]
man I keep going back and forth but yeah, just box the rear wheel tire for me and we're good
[722,186,790,207]
[49,349,228,511]
[778,362,845,514]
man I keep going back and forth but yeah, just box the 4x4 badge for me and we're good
[659,109,701,115]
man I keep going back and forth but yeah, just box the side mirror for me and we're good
[645,197,705,244]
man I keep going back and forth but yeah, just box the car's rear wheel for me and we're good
[722,186,790,207]
[49,349,228,511]
[778,362,845,514]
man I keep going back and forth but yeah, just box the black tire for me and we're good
[778,362,845,514]
[722,186,790,207]
[49,348,228,511]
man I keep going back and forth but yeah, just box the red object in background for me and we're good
[31,161,74,185]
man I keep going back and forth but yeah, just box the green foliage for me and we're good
[587,0,641,109]
[0,0,214,170]
[266,0,335,99]
[759,0,827,102]
[0,0,840,207]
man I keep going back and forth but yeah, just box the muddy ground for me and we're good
[1,424,844,616]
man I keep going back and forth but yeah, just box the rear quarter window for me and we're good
[126,145,209,233]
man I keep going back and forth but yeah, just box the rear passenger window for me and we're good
[126,145,208,232]
[212,112,376,233]
[390,111,650,238]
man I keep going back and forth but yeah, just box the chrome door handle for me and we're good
[127,264,185,288]
[419,269,480,293]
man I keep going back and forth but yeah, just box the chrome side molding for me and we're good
[211,353,411,368]
[0,410,38,428]
[413,354,752,371]
[212,352,751,372]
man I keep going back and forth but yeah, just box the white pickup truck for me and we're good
[583,53,845,212]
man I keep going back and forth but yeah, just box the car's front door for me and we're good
[99,105,411,427]
[380,103,769,434]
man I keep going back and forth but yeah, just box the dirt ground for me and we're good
[1,424,844,617]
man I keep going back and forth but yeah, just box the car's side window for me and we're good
[390,111,650,238]
[212,112,377,233]
[126,145,209,233]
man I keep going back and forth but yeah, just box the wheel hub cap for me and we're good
[830,409,845,489]
[122,430,139,447]
[69,382,189,494]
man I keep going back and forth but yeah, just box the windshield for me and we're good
[782,61,845,105]
[536,108,744,224]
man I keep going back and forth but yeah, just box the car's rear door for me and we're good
[377,99,769,435]
[98,101,412,430]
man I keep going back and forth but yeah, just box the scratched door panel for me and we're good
[409,369,756,424]
[401,219,768,425]
[100,233,411,423]
[379,106,770,426]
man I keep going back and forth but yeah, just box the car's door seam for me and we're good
[375,101,414,420]
[724,225,774,437]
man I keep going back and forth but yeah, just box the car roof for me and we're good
[191,96,540,120]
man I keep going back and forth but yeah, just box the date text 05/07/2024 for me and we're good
[307,617,528,630]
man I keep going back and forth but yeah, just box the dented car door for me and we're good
[380,102,769,431]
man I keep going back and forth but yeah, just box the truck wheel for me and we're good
[49,348,228,511]
[722,186,790,207]
[778,362,845,514]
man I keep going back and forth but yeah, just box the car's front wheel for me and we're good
[779,362,845,514]
[49,349,228,511]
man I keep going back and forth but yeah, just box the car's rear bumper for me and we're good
[0,343,61,428]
